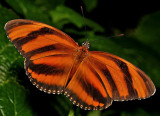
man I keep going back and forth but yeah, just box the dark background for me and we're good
[66,0,160,33]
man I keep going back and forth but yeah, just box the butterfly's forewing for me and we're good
[5,19,79,94]
[89,51,156,100]
[5,19,78,60]
[65,58,112,110]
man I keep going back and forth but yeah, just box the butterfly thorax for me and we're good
[75,48,88,63]
[74,41,90,62]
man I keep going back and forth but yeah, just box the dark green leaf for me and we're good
[50,5,104,32]
[0,5,22,83]
[5,0,51,23]
[34,0,66,11]
[134,11,160,54]
[68,109,74,116]
[0,5,34,116]
[87,110,101,116]
[0,80,33,116]
[83,0,98,12]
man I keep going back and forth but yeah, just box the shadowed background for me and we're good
[0,0,160,116]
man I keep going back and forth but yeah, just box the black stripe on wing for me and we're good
[12,27,55,50]
[5,20,33,33]
[65,61,112,110]
[107,56,139,99]
[25,59,65,75]
[136,70,155,97]
[88,56,121,100]
[23,43,74,59]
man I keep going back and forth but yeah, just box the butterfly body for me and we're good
[5,19,155,110]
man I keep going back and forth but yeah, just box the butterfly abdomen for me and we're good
[65,47,89,87]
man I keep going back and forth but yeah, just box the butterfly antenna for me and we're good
[80,6,88,41]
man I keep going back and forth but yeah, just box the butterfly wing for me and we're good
[5,19,78,60]
[5,19,79,94]
[88,51,156,101]
[65,50,155,110]
[25,54,74,94]
[65,58,112,110]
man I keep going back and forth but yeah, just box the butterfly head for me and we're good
[82,41,90,50]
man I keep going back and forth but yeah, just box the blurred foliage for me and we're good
[0,0,160,116]
[49,5,104,32]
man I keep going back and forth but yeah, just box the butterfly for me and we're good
[4,19,156,110]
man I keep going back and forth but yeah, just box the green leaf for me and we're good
[51,95,72,116]
[83,0,98,12]
[50,5,104,32]
[87,110,101,116]
[0,5,22,83]
[0,80,33,116]
[0,5,19,41]
[34,0,66,11]
[5,0,51,24]
[134,11,160,54]
[0,5,34,116]
[68,109,74,116]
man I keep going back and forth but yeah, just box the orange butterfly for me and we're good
[5,19,156,110]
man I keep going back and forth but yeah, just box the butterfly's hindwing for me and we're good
[25,54,74,94]
[65,58,112,110]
